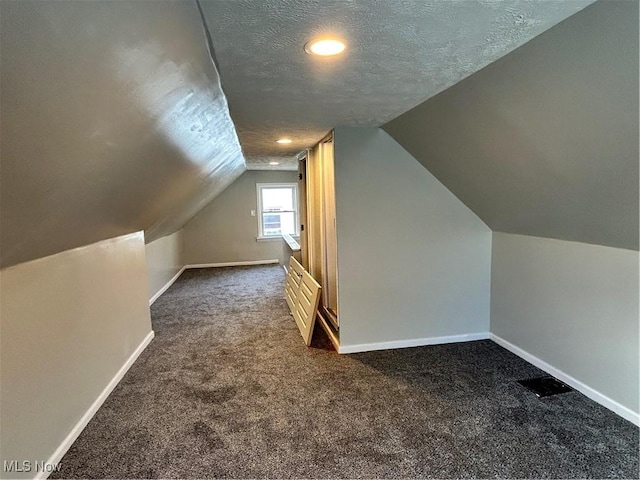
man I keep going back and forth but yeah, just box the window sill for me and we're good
[256,236,283,242]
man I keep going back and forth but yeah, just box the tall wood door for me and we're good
[320,141,338,320]
[303,132,339,329]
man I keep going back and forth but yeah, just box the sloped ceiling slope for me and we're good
[0,0,245,269]
[384,0,638,251]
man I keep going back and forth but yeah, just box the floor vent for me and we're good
[517,377,573,398]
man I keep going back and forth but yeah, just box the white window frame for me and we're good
[256,183,299,241]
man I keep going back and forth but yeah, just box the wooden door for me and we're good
[302,131,339,331]
[320,141,339,322]
[285,256,321,346]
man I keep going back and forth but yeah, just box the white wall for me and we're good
[182,170,298,265]
[0,232,153,479]
[145,230,183,303]
[333,128,492,350]
[491,232,639,421]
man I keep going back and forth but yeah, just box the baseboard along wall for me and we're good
[148,260,280,306]
[43,260,280,478]
[490,333,639,426]
[185,259,280,269]
[37,331,155,480]
[338,332,490,354]
[149,267,186,306]
[339,331,638,426]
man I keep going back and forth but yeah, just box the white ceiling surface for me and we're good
[201,0,593,163]
[245,156,299,170]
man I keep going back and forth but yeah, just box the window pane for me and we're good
[263,213,282,236]
[262,187,294,211]
[278,211,295,235]
[257,184,297,237]
[262,212,295,236]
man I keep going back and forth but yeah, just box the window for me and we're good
[257,183,298,239]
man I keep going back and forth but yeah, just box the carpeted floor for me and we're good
[53,265,639,479]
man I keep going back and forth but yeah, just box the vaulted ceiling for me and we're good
[0,0,245,268]
[3,0,634,269]
[203,0,637,251]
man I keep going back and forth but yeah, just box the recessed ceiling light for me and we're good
[304,38,346,57]
[269,161,280,166]
[276,138,292,144]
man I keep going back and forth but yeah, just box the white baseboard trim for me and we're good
[149,267,186,306]
[149,261,280,305]
[185,259,279,269]
[37,330,155,480]
[338,332,489,354]
[490,333,639,426]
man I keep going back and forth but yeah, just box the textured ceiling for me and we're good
[201,0,593,160]
[245,156,299,171]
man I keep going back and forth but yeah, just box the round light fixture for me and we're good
[304,38,346,57]
[269,161,280,166]
[276,138,292,144]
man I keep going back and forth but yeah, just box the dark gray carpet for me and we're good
[53,265,639,479]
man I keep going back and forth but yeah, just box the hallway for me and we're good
[53,266,638,478]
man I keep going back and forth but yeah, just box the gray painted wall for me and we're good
[0,233,152,478]
[145,230,184,302]
[333,128,492,348]
[0,0,245,269]
[384,0,638,251]
[491,232,639,415]
[182,171,298,265]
